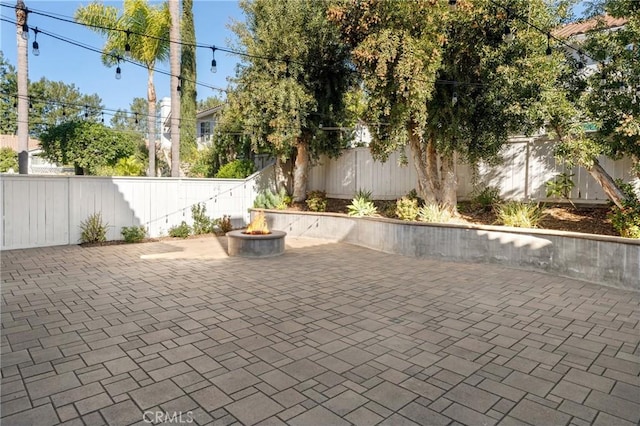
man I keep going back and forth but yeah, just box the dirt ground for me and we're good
[289,199,619,237]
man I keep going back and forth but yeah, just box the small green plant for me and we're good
[495,201,546,228]
[215,159,255,179]
[191,203,215,234]
[395,196,419,221]
[114,155,145,176]
[216,215,233,234]
[471,185,502,211]
[609,180,640,239]
[306,190,327,212]
[80,213,108,243]
[418,204,453,223]
[254,188,290,210]
[347,196,378,217]
[545,172,575,205]
[121,225,146,243]
[169,221,191,238]
[354,188,373,202]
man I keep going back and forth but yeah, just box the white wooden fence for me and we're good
[1,165,275,250]
[309,137,638,202]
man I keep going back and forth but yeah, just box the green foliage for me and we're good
[0,147,18,172]
[418,204,453,223]
[471,186,502,211]
[169,221,191,238]
[80,213,108,243]
[354,188,373,202]
[306,190,327,212]
[39,120,139,175]
[191,203,216,235]
[254,188,290,210]
[546,172,575,200]
[180,0,198,161]
[347,196,377,217]
[495,201,546,228]
[395,197,419,221]
[121,225,146,243]
[215,159,255,179]
[114,155,145,176]
[609,180,640,239]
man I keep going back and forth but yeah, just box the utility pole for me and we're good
[169,0,181,177]
[16,0,29,174]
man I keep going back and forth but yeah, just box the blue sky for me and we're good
[0,1,243,113]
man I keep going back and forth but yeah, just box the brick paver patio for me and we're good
[1,236,639,425]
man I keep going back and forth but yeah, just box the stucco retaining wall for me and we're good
[255,210,639,291]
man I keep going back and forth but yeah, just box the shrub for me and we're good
[114,155,145,176]
[347,196,377,217]
[215,159,255,179]
[495,201,546,228]
[217,215,233,234]
[121,225,146,243]
[169,221,191,238]
[80,213,108,243]
[471,185,502,211]
[545,173,575,205]
[609,180,640,239]
[254,188,290,210]
[191,203,215,234]
[395,196,419,221]
[418,204,453,223]
[0,147,18,172]
[306,190,327,212]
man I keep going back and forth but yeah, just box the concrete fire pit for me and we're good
[226,230,286,258]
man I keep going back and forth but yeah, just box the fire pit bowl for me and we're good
[226,229,286,258]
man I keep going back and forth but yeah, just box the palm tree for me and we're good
[75,0,171,177]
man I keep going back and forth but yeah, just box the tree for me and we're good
[16,0,28,173]
[1,55,103,136]
[110,97,148,134]
[39,120,140,175]
[75,0,171,177]
[329,0,564,212]
[169,0,181,176]
[551,0,639,209]
[197,96,223,111]
[180,0,197,162]
[0,147,18,172]
[231,0,354,201]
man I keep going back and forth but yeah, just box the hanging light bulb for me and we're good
[21,23,29,41]
[84,105,89,119]
[210,46,217,73]
[503,25,514,42]
[32,27,39,56]
[115,66,122,79]
[125,30,131,53]
[135,112,139,124]
[545,34,552,56]
[452,91,458,106]
[448,0,457,11]
[600,70,607,86]
[101,112,104,123]
[177,76,182,92]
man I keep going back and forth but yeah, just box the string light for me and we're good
[210,46,217,73]
[115,56,122,80]
[448,0,457,11]
[545,33,552,56]
[32,27,40,55]
[20,22,28,40]
[124,29,131,52]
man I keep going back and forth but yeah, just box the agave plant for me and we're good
[347,196,377,217]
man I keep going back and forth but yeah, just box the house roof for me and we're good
[0,134,41,152]
[554,14,627,38]
[196,104,224,119]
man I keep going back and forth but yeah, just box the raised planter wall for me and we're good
[257,210,639,292]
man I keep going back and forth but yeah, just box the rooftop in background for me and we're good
[0,134,41,151]
[555,14,627,38]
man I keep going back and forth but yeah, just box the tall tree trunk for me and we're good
[587,159,625,209]
[409,128,458,213]
[180,0,197,162]
[147,68,156,177]
[292,139,309,202]
[169,0,181,177]
[16,0,28,174]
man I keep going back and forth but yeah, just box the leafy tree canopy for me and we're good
[39,120,140,175]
